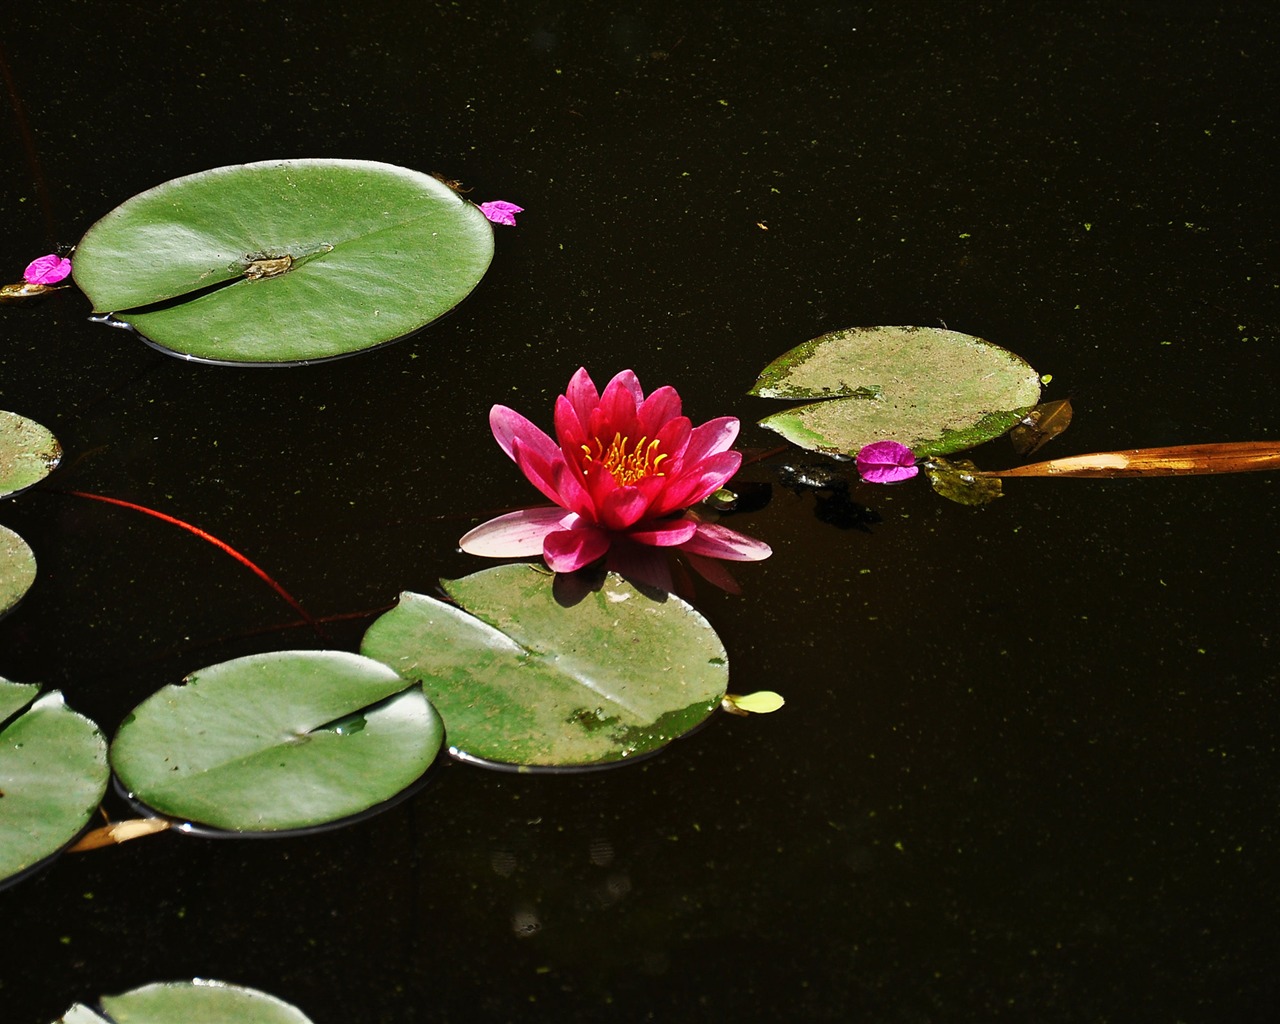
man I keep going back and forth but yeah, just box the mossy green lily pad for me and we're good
[72,159,495,365]
[0,409,61,499]
[751,325,1042,457]
[0,523,37,618]
[361,566,729,770]
[57,980,314,1023]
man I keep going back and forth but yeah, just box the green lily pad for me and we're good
[72,159,494,365]
[58,980,314,1023]
[751,325,1042,457]
[360,565,729,770]
[110,650,442,831]
[1,523,37,619]
[0,686,110,885]
[1,409,61,498]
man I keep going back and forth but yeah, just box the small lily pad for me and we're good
[751,326,1042,457]
[58,979,314,1023]
[110,650,442,832]
[0,524,37,619]
[0,409,61,499]
[360,565,729,770]
[0,686,110,886]
[72,159,495,365]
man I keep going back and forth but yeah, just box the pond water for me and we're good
[2,3,1277,1021]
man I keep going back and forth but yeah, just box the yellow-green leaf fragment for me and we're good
[722,691,786,715]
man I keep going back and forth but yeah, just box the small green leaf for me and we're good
[110,650,442,832]
[0,409,61,499]
[360,566,729,770]
[0,688,109,885]
[723,690,786,714]
[751,326,1041,457]
[72,159,495,365]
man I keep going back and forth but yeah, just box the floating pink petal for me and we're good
[478,201,524,226]
[460,368,770,585]
[856,440,919,484]
[23,253,72,286]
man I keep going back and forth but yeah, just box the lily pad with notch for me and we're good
[360,565,729,771]
[751,326,1042,457]
[1,410,62,499]
[72,159,495,365]
[109,650,442,832]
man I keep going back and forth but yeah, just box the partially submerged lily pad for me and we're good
[0,685,109,886]
[0,523,37,618]
[751,326,1042,457]
[72,159,495,365]
[58,979,314,1024]
[0,409,61,498]
[360,565,729,770]
[110,650,442,831]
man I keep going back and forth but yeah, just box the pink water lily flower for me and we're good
[460,368,771,588]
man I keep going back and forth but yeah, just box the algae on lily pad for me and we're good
[1,410,61,498]
[751,326,1042,457]
[57,979,314,1024]
[72,159,495,365]
[360,565,729,771]
[0,523,37,618]
[0,685,110,886]
[110,650,442,831]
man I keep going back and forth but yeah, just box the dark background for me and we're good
[2,2,1277,1021]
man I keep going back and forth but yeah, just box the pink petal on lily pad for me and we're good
[23,254,72,285]
[478,201,523,226]
[856,440,919,484]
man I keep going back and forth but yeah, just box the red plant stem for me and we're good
[64,490,324,638]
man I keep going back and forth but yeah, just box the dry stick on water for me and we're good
[977,441,1280,479]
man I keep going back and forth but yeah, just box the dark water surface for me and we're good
[2,3,1277,1021]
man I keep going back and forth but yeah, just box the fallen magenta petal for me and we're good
[478,200,523,226]
[856,440,920,484]
[23,254,72,285]
[460,507,570,557]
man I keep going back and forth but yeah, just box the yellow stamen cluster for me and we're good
[582,433,668,486]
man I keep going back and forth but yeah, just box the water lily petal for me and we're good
[459,506,571,557]
[478,200,523,226]
[491,405,560,465]
[679,522,772,561]
[628,517,699,547]
[563,367,600,432]
[603,369,645,406]
[637,385,682,435]
[649,450,742,514]
[550,458,598,520]
[856,440,919,484]
[510,438,571,507]
[543,523,611,572]
[599,485,652,530]
[23,253,72,286]
[683,416,740,463]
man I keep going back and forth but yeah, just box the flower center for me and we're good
[582,433,668,487]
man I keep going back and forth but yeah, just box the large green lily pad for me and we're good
[1,523,37,619]
[360,565,729,770]
[72,159,494,365]
[1,409,61,498]
[58,980,314,1023]
[0,684,110,885]
[751,325,1042,457]
[110,650,442,831]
